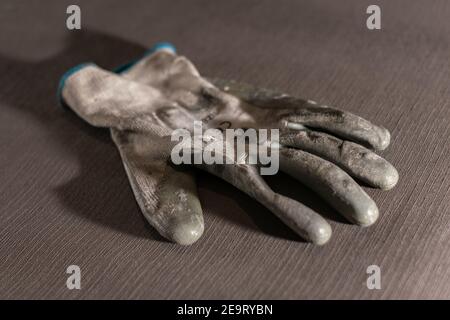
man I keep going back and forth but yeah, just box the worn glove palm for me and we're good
[59,44,398,245]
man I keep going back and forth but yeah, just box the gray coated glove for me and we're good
[59,44,398,245]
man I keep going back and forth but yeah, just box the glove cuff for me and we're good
[57,42,176,107]
[57,62,96,107]
[114,42,176,74]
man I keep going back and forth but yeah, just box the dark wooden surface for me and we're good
[0,0,449,299]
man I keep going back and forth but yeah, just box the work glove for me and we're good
[58,43,398,245]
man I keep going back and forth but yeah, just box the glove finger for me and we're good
[280,103,390,151]
[193,162,332,245]
[280,129,399,190]
[208,78,390,151]
[111,129,204,245]
[280,147,379,227]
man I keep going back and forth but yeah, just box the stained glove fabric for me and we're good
[58,44,398,245]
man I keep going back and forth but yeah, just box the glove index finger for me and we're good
[194,162,332,245]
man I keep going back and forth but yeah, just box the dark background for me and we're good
[0,0,449,299]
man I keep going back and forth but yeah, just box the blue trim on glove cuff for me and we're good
[57,62,95,107]
[57,42,176,107]
[114,42,176,74]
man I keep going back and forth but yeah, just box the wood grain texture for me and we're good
[0,0,449,299]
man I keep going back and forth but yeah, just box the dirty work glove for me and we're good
[58,44,398,245]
